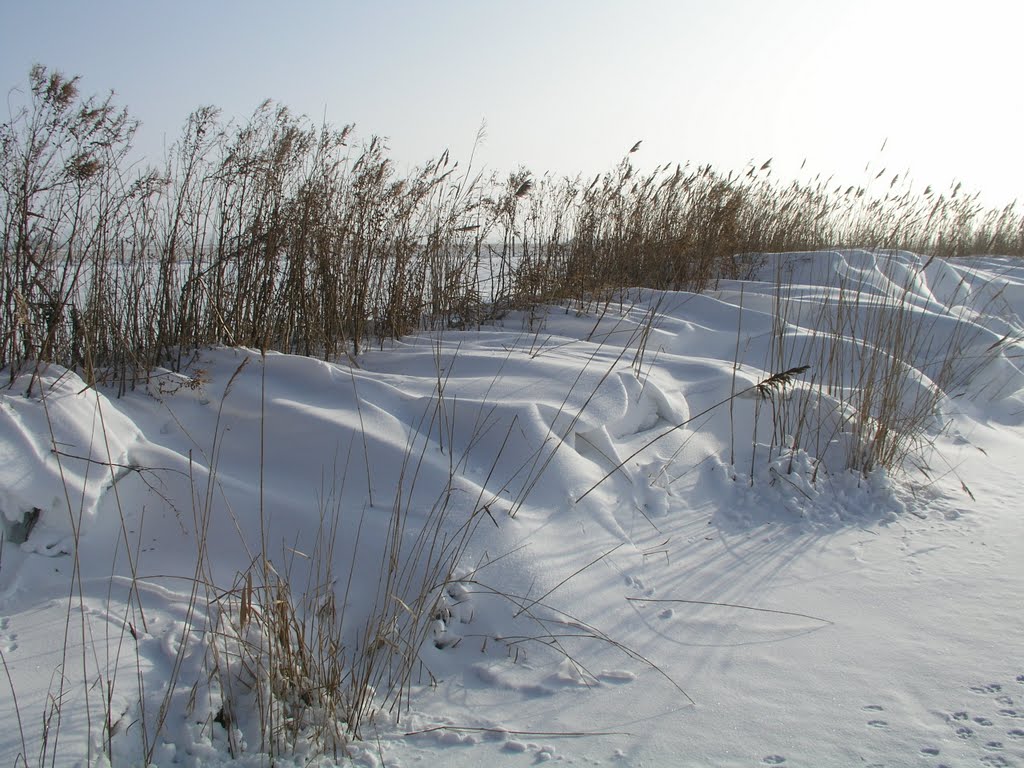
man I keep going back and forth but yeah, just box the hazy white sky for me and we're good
[2,0,1021,202]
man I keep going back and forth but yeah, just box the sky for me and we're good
[2,0,1022,204]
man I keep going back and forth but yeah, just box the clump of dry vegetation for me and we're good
[3,66,1022,388]
[749,252,1020,479]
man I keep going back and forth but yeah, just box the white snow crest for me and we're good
[0,366,142,552]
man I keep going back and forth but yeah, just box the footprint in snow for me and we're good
[0,617,17,653]
[979,756,1013,767]
[596,669,637,685]
[935,683,1024,765]
[862,704,888,729]
[20,531,73,556]
[972,683,1004,695]
[430,582,473,650]
[761,756,786,765]
[624,573,654,596]
[473,664,553,698]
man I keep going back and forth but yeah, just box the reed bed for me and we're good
[3,66,1022,387]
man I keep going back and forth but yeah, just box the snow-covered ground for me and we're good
[2,250,1023,767]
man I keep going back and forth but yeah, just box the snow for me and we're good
[1,249,1023,767]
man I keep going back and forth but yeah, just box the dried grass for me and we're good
[3,66,1022,388]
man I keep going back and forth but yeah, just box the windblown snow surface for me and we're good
[1,250,1023,767]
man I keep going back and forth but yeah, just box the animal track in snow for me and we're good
[501,738,558,762]
[863,704,888,729]
[973,683,1004,695]
[596,669,637,684]
[430,582,474,650]
[979,756,1012,767]
[624,573,654,596]
[938,678,1024,764]
[761,756,786,765]
[0,617,16,653]
[473,663,554,699]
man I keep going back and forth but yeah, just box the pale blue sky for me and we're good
[2,0,1021,202]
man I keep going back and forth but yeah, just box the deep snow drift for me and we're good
[1,250,1023,767]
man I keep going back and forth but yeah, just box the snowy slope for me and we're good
[1,250,1023,767]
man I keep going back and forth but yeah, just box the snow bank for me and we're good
[2,250,1023,767]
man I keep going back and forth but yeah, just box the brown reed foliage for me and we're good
[3,66,1022,387]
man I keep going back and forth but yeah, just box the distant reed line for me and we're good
[3,66,1021,387]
